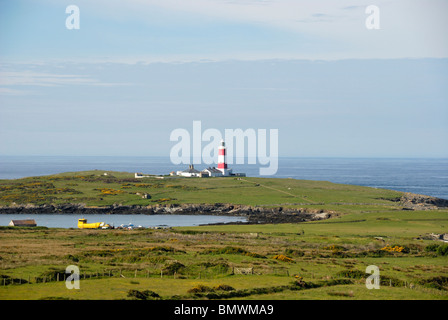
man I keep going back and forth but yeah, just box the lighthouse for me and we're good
[217,139,231,176]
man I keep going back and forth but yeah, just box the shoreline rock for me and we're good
[399,193,448,210]
[0,203,335,224]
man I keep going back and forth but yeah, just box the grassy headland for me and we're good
[0,169,405,208]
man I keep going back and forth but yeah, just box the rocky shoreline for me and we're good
[0,203,334,224]
[399,193,448,210]
[1,192,446,225]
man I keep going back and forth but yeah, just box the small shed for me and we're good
[9,219,37,227]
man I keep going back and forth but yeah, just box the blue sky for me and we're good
[0,0,447,158]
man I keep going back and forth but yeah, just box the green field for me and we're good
[0,171,447,300]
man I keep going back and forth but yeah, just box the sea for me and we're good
[0,156,447,228]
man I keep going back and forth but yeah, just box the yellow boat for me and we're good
[78,218,112,229]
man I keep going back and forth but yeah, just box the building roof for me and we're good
[9,219,37,226]
[204,167,222,173]
[182,165,200,173]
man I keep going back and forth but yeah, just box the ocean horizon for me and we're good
[0,155,447,200]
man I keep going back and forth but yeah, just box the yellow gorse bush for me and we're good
[381,245,405,253]
[95,188,125,195]
[273,254,294,263]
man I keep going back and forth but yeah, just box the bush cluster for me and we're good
[273,255,294,263]
[381,245,409,253]
[419,276,448,291]
[162,262,185,275]
[188,284,235,294]
[284,248,304,257]
[425,243,448,256]
[127,289,160,300]
[336,269,365,279]
[203,246,266,259]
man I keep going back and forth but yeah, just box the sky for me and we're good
[0,0,447,159]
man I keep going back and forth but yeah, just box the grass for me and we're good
[0,211,447,300]
[0,170,447,300]
[0,170,403,208]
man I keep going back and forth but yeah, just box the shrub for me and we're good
[327,291,354,297]
[95,188,125,195]
[203,246,266,259]
[292,275,307,288]
[380,276,404,287]
[197,261,230,273]
[380,245,409,253]
[65,254,79,263]
[214,284,235,291]
[273,254,294,263]
[284,248,305,257]
[323,245,346,251]
[0,274,29,285]
[163,262,185,275]
[419,276,448,291]
[38,268,67,281]
[336,269,365,279]
[127,289,160,300]
[425,243,440,252]
[436,244,448,256]
[188,284,214,293]
[210,246,248,255]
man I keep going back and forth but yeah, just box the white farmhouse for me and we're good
[176,165,201,177]
[202,167,223,177]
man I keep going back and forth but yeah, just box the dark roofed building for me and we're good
[9,219,37,227]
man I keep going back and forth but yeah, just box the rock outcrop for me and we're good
[399,193,448,210]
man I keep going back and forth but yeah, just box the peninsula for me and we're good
[1,170,447,220]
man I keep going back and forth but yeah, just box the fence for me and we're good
[1,265,293,286]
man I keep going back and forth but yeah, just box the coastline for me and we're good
[0,203,333,224]
[1,192,447,225]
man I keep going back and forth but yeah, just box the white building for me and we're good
[176,164,201,177]
[202,167,223,177]
[135,172,152,178]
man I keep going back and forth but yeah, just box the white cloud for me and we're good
[7,0,448,63]
[0,70,131,88]
[71,0,448,59]
[0,71,96,87]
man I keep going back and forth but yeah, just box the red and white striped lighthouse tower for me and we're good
[217,139,230,176]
